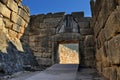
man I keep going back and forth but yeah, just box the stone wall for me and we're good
[0,0,36,74]
[27,12,95,68]
[27,12,65,66]
[91,0,120,79]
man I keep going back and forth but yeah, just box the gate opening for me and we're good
[58,43,79,64]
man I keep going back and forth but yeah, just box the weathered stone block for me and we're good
[36,58,52,65]
[30,14,45,23]
[11,12,26,26]
[8,30,17,38]
[108,34,120,65]
[78,22,90,29]
[45,22,58,28]
[80,28,93,35]
[77,17,91,22]
[3,18,13,29]
[84,35,95,47]
[20,26,25,33]
[0,2,11,18]
[7,0,18,12]
[12,24,21,32]
[23,6,30,14]
[52,12,65,18]
[18,8,30,22]
[104,8,120,40]
[44,18,61,23]
[72,12,84,18]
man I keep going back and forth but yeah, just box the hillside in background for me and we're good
[58,44,79,64]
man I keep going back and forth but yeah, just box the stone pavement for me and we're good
[25,64,78,80]
[9,64,106,80]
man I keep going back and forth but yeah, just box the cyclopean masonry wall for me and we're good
[91,0,120,80]
[0,0,36,74]
[26,12,95,68]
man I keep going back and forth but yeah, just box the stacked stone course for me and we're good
[0,0,30,52]
[0,0,36,74]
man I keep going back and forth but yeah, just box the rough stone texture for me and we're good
[0,0,36,74]
[24,12,95,68]
[58,44,79,64]
[91,0,120,80]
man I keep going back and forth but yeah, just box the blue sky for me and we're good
[22,0,91,17]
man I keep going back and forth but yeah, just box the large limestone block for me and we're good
[104,8,120,40]
[78,22,90,29]
[8,30,17,39]
[44,18,61,23]
[18,8,30,22]
[0,2,11,18]
[7,0,18,12]
[11,12,26,26]
[3,18,13,29]
[108,34,120,65]
[80,28,93,35]
[30,28,56,36]
[84,35,95,47]
[52,12,65,18]
[30,14,45,26]
[39,22,58,29]
[36,58,52,65]
[76,17,91,22]
[71,12,84,18]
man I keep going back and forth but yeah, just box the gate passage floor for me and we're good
[9,64,105,80]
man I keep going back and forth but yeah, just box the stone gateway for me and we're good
[0,0,119,80]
